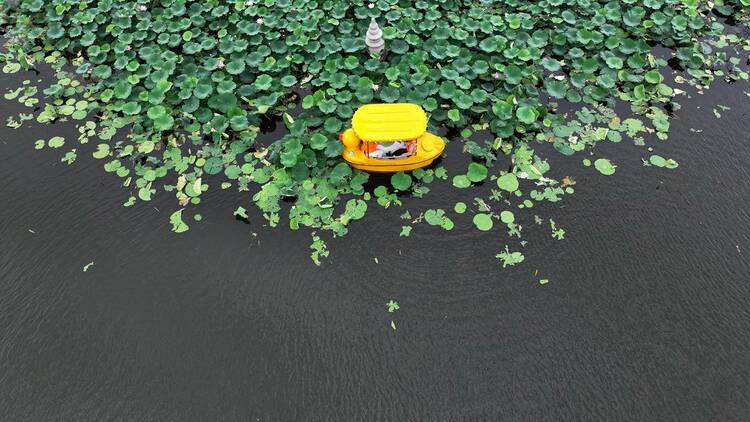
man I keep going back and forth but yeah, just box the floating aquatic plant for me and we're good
[496,246,525,268]
[0,0,748,266]
[386,299,399,313]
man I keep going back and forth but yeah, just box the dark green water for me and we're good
[1,68,749,419]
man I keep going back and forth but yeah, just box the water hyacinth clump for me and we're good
[0,0,749,265]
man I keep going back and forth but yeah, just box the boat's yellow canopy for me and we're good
[352,103,427,142]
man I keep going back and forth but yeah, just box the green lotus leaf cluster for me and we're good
[0,0,748,265]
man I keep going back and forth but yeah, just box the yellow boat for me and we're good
[339,103,445,173]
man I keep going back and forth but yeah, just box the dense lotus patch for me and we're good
[0,0,748,266]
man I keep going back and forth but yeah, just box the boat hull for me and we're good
[341,132,445,173]
[348,157,441,173]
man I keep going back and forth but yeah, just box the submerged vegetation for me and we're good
[1,0,749,266]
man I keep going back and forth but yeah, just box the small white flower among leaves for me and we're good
[368,3,375,8]
[135,4,146,11]
[217,59,225,69]
[256,18,264,25]
[372,83,379,91]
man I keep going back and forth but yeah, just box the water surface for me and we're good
[0,67,749,420]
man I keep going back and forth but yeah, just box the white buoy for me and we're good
[365,18,384,54]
